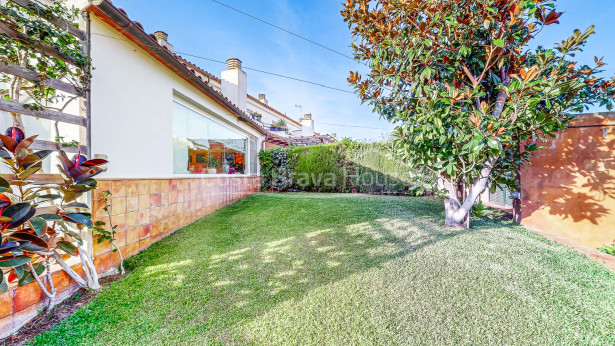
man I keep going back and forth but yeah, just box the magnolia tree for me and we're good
[342,0,615,227]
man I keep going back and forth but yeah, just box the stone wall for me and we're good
[0,176,260,338]
[521,112,615,249]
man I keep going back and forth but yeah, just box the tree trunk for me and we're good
[443,158,496,228]
[444,198,465,228]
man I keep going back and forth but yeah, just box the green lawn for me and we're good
[32,193,615,345]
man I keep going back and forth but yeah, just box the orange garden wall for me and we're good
[0,176,260,338]
[521,112,615,249]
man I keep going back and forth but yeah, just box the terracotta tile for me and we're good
[150,206,161,221]
[138,209,151,225]
[13,282,44,312]
[170,179,178,191]
[94,252,112,273]
[160,206,169,219]
[160,192,169,206]
[92,198,107,219]
[150,194,161,207]
[126,180,139,196]
[122,243,140,259]
[93,238,111,256]
[111,250,124,269]
[51,271,70,293]
[93,180,111,199]
[0,292,12,319]
[110,197,126,216]
[169,191,178,204]
[125,211,138,228]
[139,194,151,210]
[111,214,126,233]
[114,230,127,247]
[126,227,139,245]
[126,195,139,212]
[166,206,175,220]
[139,238,152,251]
[138,180,151,195]
[111,180,126,197]
[150,180,161,194]
[160,179,170,193]
[150,221,160,236]
[139,224,151,239]
[160,218,170,233]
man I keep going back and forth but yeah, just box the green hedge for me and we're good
[259,141,432,194]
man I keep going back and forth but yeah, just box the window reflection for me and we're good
[173,102,247,174]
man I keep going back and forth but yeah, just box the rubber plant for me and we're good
[0,127,107,312]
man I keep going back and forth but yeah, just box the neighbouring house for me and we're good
[484,111,615,250]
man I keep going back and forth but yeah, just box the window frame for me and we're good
[172,94,253,177]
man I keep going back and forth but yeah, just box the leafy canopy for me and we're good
[342,0,615,194]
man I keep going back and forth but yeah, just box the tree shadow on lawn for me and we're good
[33,195,479,344]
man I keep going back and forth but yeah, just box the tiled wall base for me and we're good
[0,176,260,338]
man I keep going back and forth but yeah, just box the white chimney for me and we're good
[258,93,268,105]
[221,58,247,112]
[301,113,315,136]
[154,31,173,52]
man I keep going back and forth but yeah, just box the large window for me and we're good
[173,101,247,175]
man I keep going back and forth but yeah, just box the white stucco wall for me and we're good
[89,17,264,179]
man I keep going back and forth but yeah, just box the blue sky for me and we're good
[109,0,614,140]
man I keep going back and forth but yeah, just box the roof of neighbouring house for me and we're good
[86,0,268,135]
[265,133,337,147]
[246,95,302,127]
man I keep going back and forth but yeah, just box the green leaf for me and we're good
[493,39,504,48]
[0,255,31,268]
[487,139,500,150]
[18,263,44,286]
[3,203,32,223]
[63,213,94,228]
[57,241,79,256]
[29,217,46,236]
[0,176,10,193]
[9,232,48,250]
[18,165,41,180]
[34,194,62,203]
[38,214,63,221]
[537,112,547,123]
[0,273,6,293]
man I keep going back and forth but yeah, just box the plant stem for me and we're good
[52,252,88,289]
[27,261,55,313]
[78,246,100,289]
